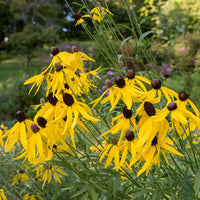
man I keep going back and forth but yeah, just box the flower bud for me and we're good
[72,46,79,53]
[50,46,59,56]
[40,98,46,104]
[84,67,89,72]
[126,70,135,79]
[105,79,113,88]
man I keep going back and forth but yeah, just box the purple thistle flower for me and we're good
[102,86,107,90]
[162,63,168,68]
[194,59,198,63]
[107,71,114,76]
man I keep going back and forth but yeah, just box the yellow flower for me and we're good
[102,106,136,142]
[137,132,184,177]
[0,125,7,147]
[119,130,138,167]
[99,137,120,171]
[69,46,95,72]
[136,102,169,148]
[153,101,200,129]
[23,193,43,200]
[35,164,67,189]
[177,91,200,117]
[12,169,29,185]
[51,92,99,148]
[3,111,33,152]
[90,3,113,23]
[144,79,178,103]
[0,189,7,200]
[24,67,52,95]
[92,76,145,111]
[78,67,101,95]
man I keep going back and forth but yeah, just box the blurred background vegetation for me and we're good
[1,0,200,125]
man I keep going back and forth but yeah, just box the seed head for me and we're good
[65,83,69,89]
[50,46,59,56]
[144,102,156,116]
[151,79,161,89]
[111,137,118,145]
[41,67,47,74]
[16,111,26,122]
[31,123,40,133]
[72,46,79,53]
[151,136,158,146]
[37,117,47,128]
[105,79,113,88]
[54,62,63,72]
[167,102,177,111]
[74,13,82,21]
[123,106,132,119]
[126,70,135,79]
[47,92,58,106]
[179,91,188,101]
[125,130,135,141]
[63,93,74,106]
[115,76,125,88]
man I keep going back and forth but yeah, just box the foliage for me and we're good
[1,1,200,200]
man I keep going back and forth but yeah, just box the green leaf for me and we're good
[139,16,154,26]
[71,186,88,199]
[117,24,133,31]
[139,31,153,44]
[72,2,83,7]
[121,36,134,48]
[131,189,151,199]
[89,187,98,200]
[195,171,200,196]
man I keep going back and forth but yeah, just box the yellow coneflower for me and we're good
[0,125,7,147]
[0,189,7,200]
[35,164,68,189]
[90,3,113,23]
[24,67,52,95]
[144,79,178,103]
[119,130,138,167]
[68,46,95,72]
[177,91,200,117]
[153,101,200,129]
[51,92,99,148]
[137,132,184,177]
[136,102,169,148]
[23,193,43,200]
[11,169,29,185]
[99,137,120,171]
[3,111,33,152]
[102,106,136,142]
[92,76,145,111]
